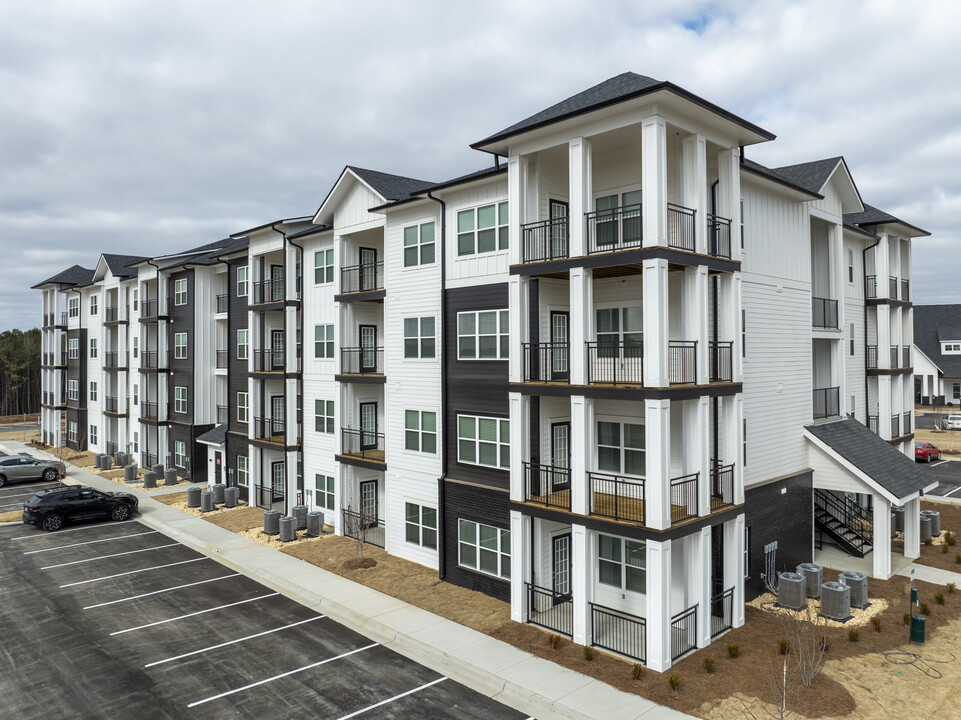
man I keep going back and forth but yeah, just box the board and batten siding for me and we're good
[444,178,510,287]
[740,180,809,283]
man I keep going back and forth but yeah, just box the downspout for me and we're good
[863,233,881,426]
[426,190,448,580]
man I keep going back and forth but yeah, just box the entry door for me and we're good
[359,247,377,291]
[552,533,572,602]
[359,325,377,373]
[271,395,285,437]
[549,200,569,259]
[550,311,569,381]
[271,329,285,369]
[271,461,285,499]
[360,402,378,450]
[270,265,284,302]
[214,451,222,485]
[360,480,378,527]
[551,422,571,493]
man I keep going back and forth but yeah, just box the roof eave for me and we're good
[741,164,823,201]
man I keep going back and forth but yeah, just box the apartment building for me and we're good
[37,71,938,672]
[913,304,961,405]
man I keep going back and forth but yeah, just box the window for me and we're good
[174,440,186,468]
[237,456,249,486]
[237,265,248,297]
[68,380,79,401]
[744,526,751,578]
[847,249,854,283]
[174,278,187,305]
[405,411,437,453]
[314,474,335,510]
[954,382,961,401]
[850,395,856,414]
[739,198,745,250]
[458,520,510,579]
[596,307,642,356]
[68,338,79,359]
[315,399,334,434]
[237,392,248,423]
[133,383,139,406]
[405,503,437,549]
[848,323,855,357]
[597,421,645,475]
[403,221,435,267]
[89,425,98,445]
[90,295,98,315]
[67,421,78,443]
[457,202,508,256]
[89,381,97,402]
[598,535,646,593]
[68,297,79,318]
[457,310,509,360]
[132,336,139,358]
[89,338,97,358]
[943,343,961,354]
[314,249,334,284]
[237,329,248,360]
[132,431,139,453]
[457,415,509,469]
[404,317,435,359]
[741,309,747,358]
[743,418,748,466]
[314,324,333,359]
[174,386,187,414]
[133,288,138,311]
[174,333,187,359]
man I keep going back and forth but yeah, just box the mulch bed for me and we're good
[890,500,961,573]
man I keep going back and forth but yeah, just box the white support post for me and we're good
[691,527,712,648]
[571,524,589,645]
[682,133,708,255]
[643,258,669,387]
[569,267,592,386]
[725,513,746,627]
[717,147,741,261]
[878,375,893,440]
[873,495,892,579]
[695,396,710,516]
[509,392,529,503]
[641,116,667,249]
[508,155,524,267]
[570,396,592,515]
[903,496,921,559]
[509,276,528,384]
[568,137,592,258]
[285,377,298,448]
[645,539,672,672]
[685,266,709,385]
[510,510,531,623]
[645,398,671,530]
[334,464,348,535]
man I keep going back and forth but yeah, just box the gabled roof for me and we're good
[196,424,227,447]
[349,166,435,203]
[914,305,961,378]
[805,417,937,503]
[31,265,95,289]
[370,164,509,212]
[104,254,148,278]
[740,158,823,199]
[773,157,863,214]
[844,203,930,238]
[151,236,250,271]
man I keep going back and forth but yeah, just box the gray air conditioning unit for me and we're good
[777,572,806,610]
[892,506,904,532]
[922,510,941,536]
[820,581,851,622]
[920,515,933,541]
[839,570,869,609]
[797,563,823,598]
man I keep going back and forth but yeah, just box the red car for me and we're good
[915,442,942,462]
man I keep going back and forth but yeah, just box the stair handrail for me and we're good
[814,489,872,550]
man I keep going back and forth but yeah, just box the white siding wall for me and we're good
[445,179,510,287]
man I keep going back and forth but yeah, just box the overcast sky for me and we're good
[3,0,959,331]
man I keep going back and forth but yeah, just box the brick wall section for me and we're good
[744,470,813,600]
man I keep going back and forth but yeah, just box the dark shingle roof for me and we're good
[103,254,149,278]
[32,265,95,289]
[370,165,509,211]
[196,424,228,446]
[772,157,843,195]
[843,203,929,236]
[287,223,331,241]
[154,236,250,270]
[348,166,435,202]
[740,158,823,198]
[914,305,961,378]
[806,417,937,500]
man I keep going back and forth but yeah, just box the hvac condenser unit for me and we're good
[777,572,806,610]
[839,570,869,609]
[820,581,851,622]
[797,563,823,598]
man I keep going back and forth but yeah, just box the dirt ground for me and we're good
[915,428,961,455]
[0,510,20,522]
[0,428,39,443]
[890,499,961,573]
[0,413,39,424]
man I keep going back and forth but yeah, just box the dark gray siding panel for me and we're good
[226,431,250,501]
[167,269,195,420]
[228,259,249,435]
[442,480,511,602]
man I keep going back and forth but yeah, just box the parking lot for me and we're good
[0,519,529,720]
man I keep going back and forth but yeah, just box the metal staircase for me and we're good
[814,489,873,558]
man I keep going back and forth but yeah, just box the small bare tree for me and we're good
[734,656,793,720]
[783,603,828,688]
[343,489,376,564]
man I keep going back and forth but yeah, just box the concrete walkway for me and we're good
[1,440,693,720]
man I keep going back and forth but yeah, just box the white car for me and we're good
[943,414,961,430]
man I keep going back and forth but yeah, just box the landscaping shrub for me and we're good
[943,543,950,554]
[946,531,956,547]
[668,673,680,692]
[920,601,931,616]
[582,646,594,661]
[727,643,740,658]
[924,537,933,546]
[935,592,946,605]
[948,582,957,594]
[848,629,860,642]
[632,663,643,681]
[903,612,911,626]
[702,655,715,673]
[777,638,789,655]
[871,616,882,633]
[548,633,560,649]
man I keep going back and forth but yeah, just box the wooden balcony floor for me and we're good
[523,490,736,528]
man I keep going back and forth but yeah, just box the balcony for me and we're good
[216,294,228,313]
[217,405,228,424]
[105,306,122,323]
[141,401,165,423]
[523,462,571,511]
[813,387,840,419]
[105,441,118,456]
[812,297,838,329]
[527,582,572,637]
[57,311,67,326]
[522,342,569,383]
[668,341,697,384]
[589,471,645,524]
[342,509,385,548]
[901,279,909,302]
[252,349,287,373]
[890,345,899,368]
[340,262,384,295]
[141,451,158,468]
[251,278,285,305]
[140,298,159,320]
[666,203,695,252]
[104,397,126,415]
[902,345,911,368]
[888,276,898,299]
[708,341,733,383]
[706,213,732,259]
[891,414,901,438]
[56,353,67,367]
[586,340,643,385]
[709,463,735,511]
[521,217,569,263]
[216,350,228,369]
[340,427,385,464]
[104,352,128,370]
[590,602,647,664]
[903,411,912,435]
[670,473,699,524]
[867,345,878,369]
[585,203,643,255]
[865,275,877,299]
[140,350,168,371]
[868,415,879,434]
[340,347,385,375]
[253,416,286,443]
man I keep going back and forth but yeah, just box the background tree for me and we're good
[0,328,41,416]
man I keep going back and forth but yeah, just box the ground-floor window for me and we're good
[237,456,249,485]
[458,519,510,579]
[405,503,437,549]
[314,474,334,510]
[67,421,78,443]
[89,425,98,446]
[597,534,646,593]
[174,440,186,468]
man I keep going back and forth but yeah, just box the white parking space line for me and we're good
[0,501,26,509]
[0,485,62,498]
[111,593,280,635]
[11,523,136,541]
[41,543,180,570]
[25,530,160,555]
[187,643,378,708]
[145,616,326,667]
[84,573,242,610]
[60,557,210,587]
[942,484,961,497]
[334,677,447,720]
[932,460,949,467]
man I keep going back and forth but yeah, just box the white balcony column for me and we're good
[645,398,671,530]
[508,154,528,266]
[568,137,592,258]
[334,464,349,535]
[285,377,298,446]
[688,526,712,648]
[903,241,912,301]
[721,394,745,504]
[721,272,743,381]
[872,495,892,579]
[645,539,672,672]
[903,496,921,559]
[684,266,709,385]
[875,233,891,299]
[570,396,593,515]
[681,133,708,255]
[877,375,893,440]
[641,115,668,249]
[285,306,298,370]
[508,276,529,384]
[685,396,710,516]
[643,258,669,387]
[571,523,590,645]
[285,239,298,299]
[569,268,593,386]
[508,391,530,503]
[285,448,298,508]
[717,147,741,261]
[877,303,891,368]
[510,510,531,622]
[832,222,845,329]
[724,513,746,627]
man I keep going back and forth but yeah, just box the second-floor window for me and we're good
[89,381,97,402]
[237,329,248,360]
[404,317,435,359]
[132,336,139,358]
[237,392,248,423]
[403,221,435,267]
[68,297,79,318]
[849,324,855,356]
[132,288,138,311]
[237,265,248,297]
[315,324,333,359]
[174,332,188,359]
[457,202,508,256]
[174,386,187,414]
[68,380,79,401]
[457,415,509,469]
[315,399,334,434]
[314,249,333,284]
[90,295,98,315]
[174,278,187,305]
[457,310,508,360]
[133,383,139,406]
[89,338,97,358]
[68,338,79,359]
[405,410,437,453]
[847,249,854,283]
[89,425,98,445]
[597,421,645,476]
[132,431,139,453]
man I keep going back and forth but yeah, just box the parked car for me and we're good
[22,486,139,532]
[0,454,65,488]
[943,414,961,430]
[915,442,942,462]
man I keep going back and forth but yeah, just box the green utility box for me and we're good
[910,614,925,644]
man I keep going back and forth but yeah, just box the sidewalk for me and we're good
[1,440,692,720]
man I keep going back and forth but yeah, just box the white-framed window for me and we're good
[67,421,78,443]
[850,394,856,414]
[89,338,97,358]
[954,382,961,400]
[457,415,509,469]
[68,297,79,318]
[741,309,747,358]
[174,332,187,359]
[174,440,186,468]
[595,307,642,355]
[739,198,745,250]
[744,526,751,578]
[132,336,139,358]
[403,221,435,267]
[405,503,437,549]
[314,324,333,359]
[133,431,139,453]
[942,343,961,354]
[132,288,138,311]
[174,386,187,414]
[847,249,854,283]
[458,520,510,579]
[314,249,334,284]
[237,329,248,360]
[174,278,187,305]
[598,534,646,593]
[314,474,335,510]
[743,417,748,466]
[132,383,139,406]
[457,201,508,256]
[237,265,248,297]
[89,425,98,445]
[237,392,248,423]
[68,338,79,359]
[89,294,98,315]
[68,380,79,401]
[404,317,435,359]
[315,399,334,434]
[849,323,855,356]
[237,456,249,485]
[405,410,437,453]
[89,381,97,402]
[457,310,508,360]
[596,421,645,476]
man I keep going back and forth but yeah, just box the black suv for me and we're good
[22,486,139,531]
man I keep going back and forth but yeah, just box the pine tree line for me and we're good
[0,328,41,416]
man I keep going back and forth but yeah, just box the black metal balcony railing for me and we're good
[340,346,385,375]
[706,213,732,259]
[216,294,228,313]
[891,414,901,438]
[709,341,733,383]
[253,349,286,372]
[105,396,120,413]
[523,462,571,511]
[868,414,879,434]
[141,298,158,318]
[590,603,646,663]
[671,605,698,661]
[710,587,734,639]
[901,279,909,302]
[867,345,878,369]
[141,452,158,469]
[522,342,570,383]
[710,463,735,511]
[589,471,645,525]
[668,340,697,384]
[889,345,899,368]
[903,411,912,435]
[59,311,68,325]
[521,217,569,263]
[341,427,386,461]
[666,203,695,252]
[105,351,127,369]
[217,405,228,424]
[812,297,839,329]
[889,275,898,299]
[526,582,572,637]
[254,416,286,441]
[586,340,644,385]
[670,473,699,524]
[105,441,118,457]
[105,306,120,323]
[340,262,384,294]
[341,509,386,548]
[252,278,286,305]
[140,350,167,369]
[141,401,161,421]
[902,345,911,368]
[216,350,228,369]
[865,275,877,299]
[813,387,840,419]
[585,203,643,254]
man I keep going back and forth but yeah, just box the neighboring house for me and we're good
[36,71,938,672]
[913,305,961,406]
